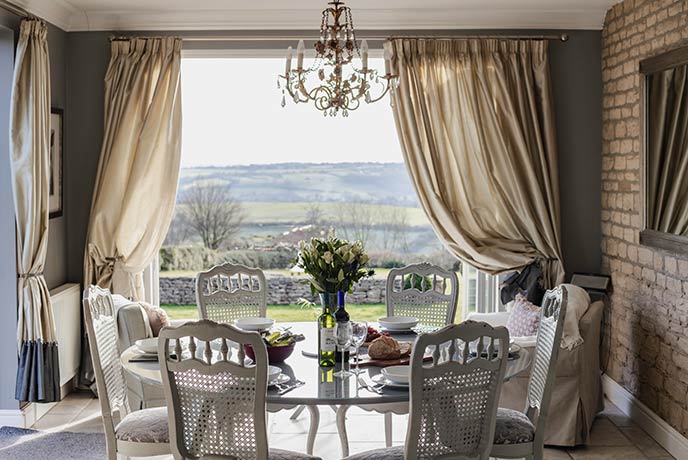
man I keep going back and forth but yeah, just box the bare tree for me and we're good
[304,202,325,227]
[180,183,245,250]
[335,202,374,246]
[379,207,410,252]
[163,209,193,246]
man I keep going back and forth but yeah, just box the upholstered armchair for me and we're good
[468,298,605,446]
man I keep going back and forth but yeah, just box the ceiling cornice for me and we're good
[9,1,609,32]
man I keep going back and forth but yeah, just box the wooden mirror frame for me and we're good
[639,44,688,255]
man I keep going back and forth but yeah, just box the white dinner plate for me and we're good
[268,365,282,382]
[372,373,409,389]
[235,317,275,331]
[268,374,291,387]
[381,365,410,385]
[134,338,159,355]
[378,316,418,331]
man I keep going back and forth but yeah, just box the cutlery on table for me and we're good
[358,375,384,394]
[274,379,305,395]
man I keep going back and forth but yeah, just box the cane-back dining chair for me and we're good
[344,321,509,460]
[83,285,170,460]
[490,286,568,460]
[338,263,459,454]
[386,263,459,328]
[196,263,320,454]
[158,320,320,460]
[196,263,267,324]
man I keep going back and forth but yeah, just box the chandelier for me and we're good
[278,0,398,117]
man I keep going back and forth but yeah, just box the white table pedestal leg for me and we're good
[306,405,320,455]
[336,405,351,457]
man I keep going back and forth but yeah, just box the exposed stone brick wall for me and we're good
[602,0,688,435]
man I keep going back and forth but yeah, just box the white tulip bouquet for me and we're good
[296,236,374,295]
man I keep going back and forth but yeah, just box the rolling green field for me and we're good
[240,202,430,227]
[162,303,388,322]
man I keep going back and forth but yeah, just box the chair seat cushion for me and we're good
[269,448,322,460]
[115,407,169,444]
[343,446,404,460]
[493,408,535,444]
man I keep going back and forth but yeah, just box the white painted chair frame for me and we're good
[406,321,509,459]
[337,263,460,455]
[386,262,460,327]
[159,320,271,460]
[490,286,568,460]
[83,285,170,460]
[196,263,268,324]
[196,263,320,454]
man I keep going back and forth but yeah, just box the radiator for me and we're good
[50,283,81,386]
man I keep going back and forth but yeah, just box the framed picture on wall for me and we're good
[49,107,63,218]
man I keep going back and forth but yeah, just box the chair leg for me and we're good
[384,413,393,447]
[290,405,307,420]
[336,405,351,458]
[306,405,320,455]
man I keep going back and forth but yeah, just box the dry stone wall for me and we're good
[601,0,688,435]
[160,274,387,305]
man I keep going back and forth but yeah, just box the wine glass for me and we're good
[350,321,368,375]
[334,322,353,378]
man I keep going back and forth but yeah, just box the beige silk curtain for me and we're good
[390,39,564,287]
[84,37,182,300]
[11,19,60,402]
[647,64,688,236]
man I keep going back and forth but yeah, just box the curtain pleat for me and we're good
[10,19,60,403]
[83,37,182,300]
[390,39,564,287]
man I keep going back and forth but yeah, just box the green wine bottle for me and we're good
[318,293,336,367]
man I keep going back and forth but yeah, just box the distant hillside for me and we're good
[178,162,418,207]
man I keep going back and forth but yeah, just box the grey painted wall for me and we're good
[0,11,68,409]
[64,29,603,283]
[0,19,19,412]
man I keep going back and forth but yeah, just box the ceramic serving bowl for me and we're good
[234,317,275,331]
[381,365,410,385]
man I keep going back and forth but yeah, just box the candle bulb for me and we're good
[285,46,293,75]
[297,39,306,70]
[383,42,393,75]
[383,46,393,76]
[361,39,369,70]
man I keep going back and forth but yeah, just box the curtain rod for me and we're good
[110,32,570,43]
[0,0,32,19]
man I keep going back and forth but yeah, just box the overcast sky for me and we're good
[181,58,402,167]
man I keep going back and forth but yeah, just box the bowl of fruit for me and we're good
[244,329,304,364]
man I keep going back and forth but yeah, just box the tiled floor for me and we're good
[31,393,675,460]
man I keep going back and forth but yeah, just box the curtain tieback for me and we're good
[18,272,43,279]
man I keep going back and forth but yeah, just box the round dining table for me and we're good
[121,321,532,407]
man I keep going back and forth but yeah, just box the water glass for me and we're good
[350,322,368,375]
[334,322,353,378]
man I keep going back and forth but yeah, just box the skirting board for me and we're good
[0,378,74,428]
[603,374,688,460]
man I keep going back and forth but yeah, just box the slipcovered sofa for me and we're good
[113,295,186,409]
[468,299,604,446]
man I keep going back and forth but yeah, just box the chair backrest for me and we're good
[525,285,568,447]
[82,285,130,453]
[196,263,267,324]
[406,321,509,460]
[159,320,269,460]
[386,263,459,327]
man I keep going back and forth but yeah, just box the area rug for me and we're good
[0,426,105,460]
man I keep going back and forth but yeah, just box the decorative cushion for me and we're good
[269,448,322,460]
[140,302,170,337]
[506,294,540,337]
[343,446,404,460]
[115,407,169,444]
[493,408,535,444]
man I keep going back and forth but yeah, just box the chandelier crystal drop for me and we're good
[278,0,398,116]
